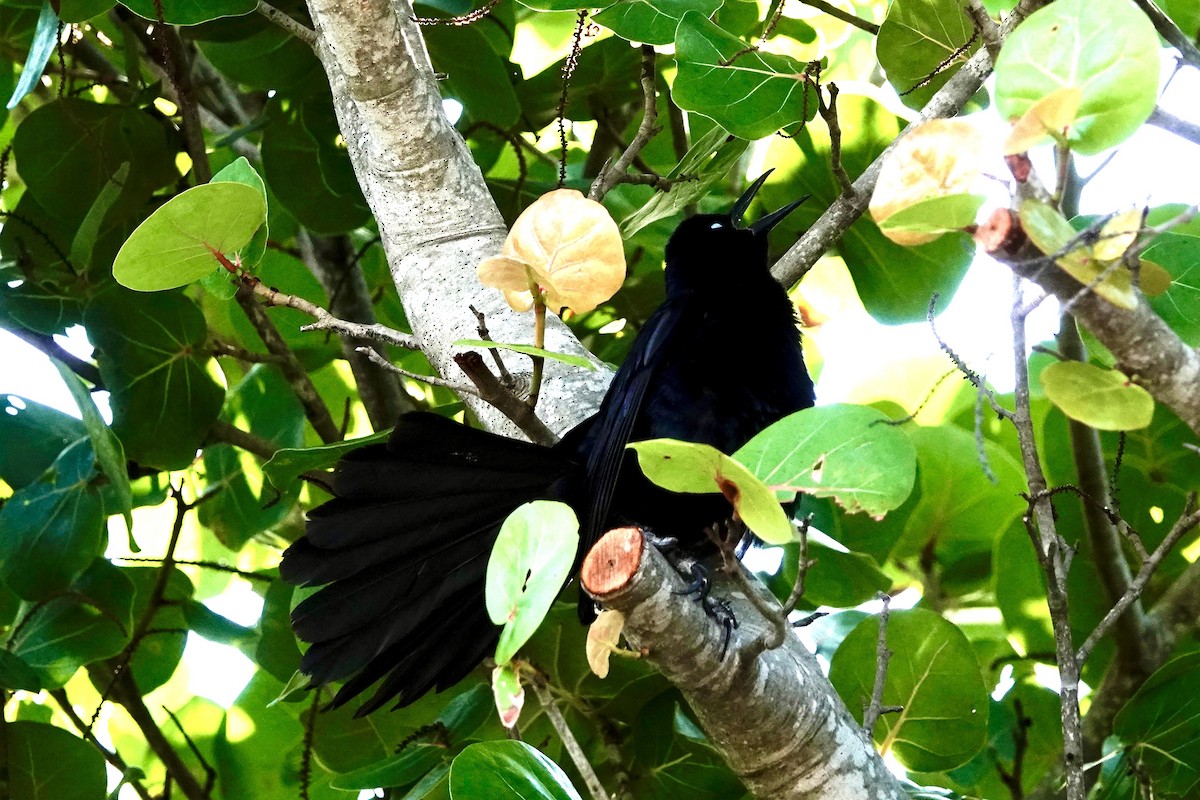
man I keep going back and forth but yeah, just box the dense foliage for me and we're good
[0,0,1198,798]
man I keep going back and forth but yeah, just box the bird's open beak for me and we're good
[730,169,809,236]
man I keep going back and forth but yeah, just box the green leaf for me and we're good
[627,439,795,543]
[330,745,448,790]
[69,162,130,268]
[768,540,892,608]
[121,566,193,693]
[193,12,324,97]
[425,24,520,128]
[254,580,303,683]
[119,0,258,25]
[51,359,133,537]
[453,339,597,370]
[1017,199,1140,309]
[449,741,583,800]
[262,429,391,492]
[512,0,603,10]
[260,97,371,234]
[594,0,721,46]
[58,0,114,22]
[1113,652,1200,796]
[621,125,749,237]
[13,99,177,222]
[486,501,579,664]
[759,95,974,323]
[0,394,85,489]
[212,155,269,267]
[85,290,225,470]
[1141,232,1200,345]
[198,367,305,549]
[734,404,917,517]
[673,11,816,140]
[876,194,987,240]
[6,721,106,800]
[0,439,105,600]
[994,0,1159,154]
[830,608,989,772]
[876,0,980,110]
[1040,361,1154,431]
[6,1,57,109]
[10,558,134,687]
[492,661,524,728]
[112,182,266,291]
[0,648,42,691]
[892,425,1025,570]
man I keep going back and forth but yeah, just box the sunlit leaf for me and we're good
[454,339,598,370]
[735,404,917,517]
[478,189,626,315]
[491,663,525,730]
[586,609,625,678]
[486,501,579,664]
[627,439,795,544]
[673,11,816,140]
[1004,87,1082,154]
[994,0,1159,154]
[870,119,985,245]
[830,608,989,771]
[876,0,980,110]
[449,741,582,799]
[1041,361,1154,431]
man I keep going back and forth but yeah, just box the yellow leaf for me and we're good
[869,119,985,244]
[477,189,627,315]
[1094,207,1145,262]
[586,609,625,678]
[1138,259,1172,296]
[1004,87,1082,154]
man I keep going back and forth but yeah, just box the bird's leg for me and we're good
[672,562,740,657]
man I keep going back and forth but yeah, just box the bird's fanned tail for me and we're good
[280,413,579,715]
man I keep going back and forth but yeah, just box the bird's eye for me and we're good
[709,222,723,230]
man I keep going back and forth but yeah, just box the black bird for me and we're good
[280,172,816,715]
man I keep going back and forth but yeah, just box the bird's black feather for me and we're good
[281,176,815,714]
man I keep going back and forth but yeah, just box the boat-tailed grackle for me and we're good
[280,171,815,715]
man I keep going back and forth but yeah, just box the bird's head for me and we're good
[663,170,808,294]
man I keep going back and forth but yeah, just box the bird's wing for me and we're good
[579,296,691,550]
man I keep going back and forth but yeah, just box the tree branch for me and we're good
[529,677,608,800]
[771,0,1049,288]
[588,45,659,202]
[303,0,609,438]
[297,232,415,430]
[1147,105,1200,147]
[580,527,907,800]
[1131,0,1200,69]
[795,0,879,35]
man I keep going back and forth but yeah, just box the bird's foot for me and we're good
[673,563,739,657]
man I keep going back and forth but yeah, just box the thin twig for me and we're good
[861,593,902,735]
[818,83,855,197]
[589,45,659,201]
[256,1,316,45]
[781,515,815,616]
[530,677,608,800]
[1077,495,1200,665]
[161,705,216,795]
[996,698,1031,800]
[210,338,287,364]
[927,294,1013,421]
[114,556,272,583]
[963,0,1002,62]
[1146,106,1200,147]
[412,0,501,26]
[796,0,879,34]
[244,277,419,349]
[468,304,514,383]
[1130,0,1200,69]
[453,351,558,445]
[49,689,154,800]
[556,11,589,187]
[358,347,482,397]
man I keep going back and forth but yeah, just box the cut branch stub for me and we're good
[580,526,644,598]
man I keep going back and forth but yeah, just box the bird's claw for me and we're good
[673,564,738,657]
